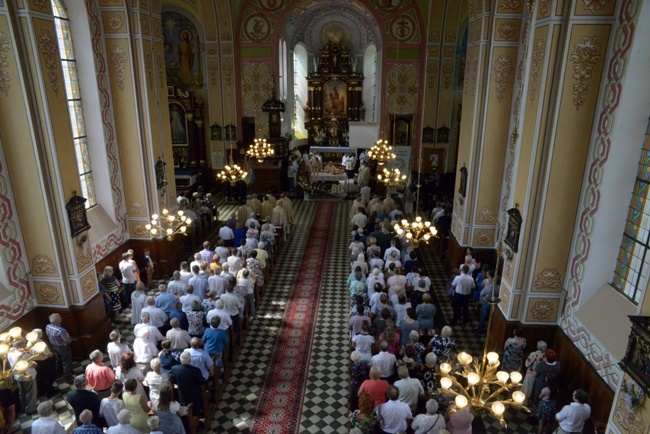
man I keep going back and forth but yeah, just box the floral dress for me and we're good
[349,410,377,434]
[416,303,436,331]
[187,310,205,337]
[430,336,455,361]
[348,362,369,396]
[501,338,526,372]
[420,364,438,392]
[247,258,264,287]
[102,275,122,312]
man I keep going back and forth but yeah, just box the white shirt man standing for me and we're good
[556,389,591,434]
[451,265,475,325]
[118,252,136,308]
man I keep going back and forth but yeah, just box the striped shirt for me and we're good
[46,323,70,347]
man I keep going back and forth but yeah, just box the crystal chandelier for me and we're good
[145,208,191,241]
[394,216,437,244]
[246,136,275,162]
[367,133,396,164]
[0,327,47,389]
[216,164,248,185]
[377,167,407,187]
[435,298,529,427]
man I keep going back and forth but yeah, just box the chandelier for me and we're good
[435,298,529,427]
[367,133,396,164]
[377,167,407,187]
[216,164,248,185]
[145,208,191,241]
[246,136,275,162]
[394,216,437,245]
[0,327,47,389]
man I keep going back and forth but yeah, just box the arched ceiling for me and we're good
[285,1,381,56]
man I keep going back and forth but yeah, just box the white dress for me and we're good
[131,291,147,325]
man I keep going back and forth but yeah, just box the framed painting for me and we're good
[323,80,347,116]
[169,102,188,145]
[504,207,522,253]
[423,148,445,173]
[66,193,90,237]
[621,316,650,395]
[389,114,413,147]
[458,166,468,198]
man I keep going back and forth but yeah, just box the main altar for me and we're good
[305,40,364,146]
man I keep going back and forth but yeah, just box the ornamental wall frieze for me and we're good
[37,29,59,96]
[31,254,56,275]
[529,34,546,101]
[493,55,514,102]
[569,36,602,110]
[0,32,11,96]
[109,45,128,92]
[534,267,562,289]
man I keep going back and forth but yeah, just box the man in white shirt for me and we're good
[219,224,235,247]
[118,252,136,308]
[141,296,168,328]
[206,299,232,330]
[189,253,202,272]
[166,318,191,350]
[351,208,368,229]
[245,212,260,230]
[378,385,412,434]
[180,286,201,314]
[370,340,397,380]
[208,270,228,297]
[451,265,475,325]
[167,271,185,297]
[134,312,163,343]
[386,268,407,294]
[393,366,424,413]
[179,262,192,285]
[556,389,591,433]
[383,238,400,263]
[31,400,66,434]
[215,240,230,265]
[198,241,215,263]
[106,330,130,370]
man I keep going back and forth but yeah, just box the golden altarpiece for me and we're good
[305,40,364,146]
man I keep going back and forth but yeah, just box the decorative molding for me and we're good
[444,31,455,43]
[493,55,514,102]
[499,0,522,10]
[530,34,546,101]
[221,43,233,56]
[206,43,218,56]
[539,0,552,17]
[569,36,602,110]
[30,0,49,12]
[562,0,640,391]
[474,230,494,247]
[427,46,439,57]
[139,14,150,36]
[534,268,562,289]
[144,51,153,87]
[470,57,479,93]
[152,19,162,39]
[109,45,128,91]
[155,52,164,87]
[36,29,60,96]
[75,239,93,271]
[127,200,144,215]
[477,207,496,223]
[583,0,610,13]
[207,58,218,86]
[499,285,511,314]
[35,282,62,305]
[443,45,455,57]
[220,30,232,41]
[80,271,96,301]
[31,254,56,275]
[129,221,150,238]
[206,30,216,41]
[222,57,233,87]
[612,391,646,433]
[106,13,124,32]
[442,61,453,89]
[426,62,437,90]
[529,299,555,321]
[387,64,418,114]
[429,30,440,43]
[0,32,11,96]
[503,259,515,283]
[497,21,517,40]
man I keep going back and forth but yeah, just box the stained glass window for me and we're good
[51,0,96,208]
[613,133,650,304]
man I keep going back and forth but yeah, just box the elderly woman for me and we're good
[349,392,377,434]
[351,322,375,363]
[384,250,402,271]
[416,293,436,334]
[393,293,411,328]
[351,253,369,275]
[144,358,170,411]
[522,340,547,400]
[116,352,146,397]
[201,290,218,314]
[420,352,438,393]
[348,351,370,410]
[133,328,157,372]
[123,378,150,433]
[378,319,400,355]
[247,250,264,288]
[403,330,426,365]
[501,325,527,372]
[102,266,122,322]
[533,349,560,405]
[412,399,446,434]
[187,300,206,338]
[366,236,381,259]
[131,282,147,325]
[226,250,243,275]
[359,366,389,408]
[429,326,455,361]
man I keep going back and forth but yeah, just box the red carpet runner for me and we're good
[250,202,333,434]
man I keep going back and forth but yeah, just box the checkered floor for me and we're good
[14,198,534,433]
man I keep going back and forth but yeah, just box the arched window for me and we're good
[292,44,308,139]
[363,45,378,122]
[51,0,96,208]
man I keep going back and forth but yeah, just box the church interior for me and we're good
[1,0,650,432]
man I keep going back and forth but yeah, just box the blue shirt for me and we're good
[46,324,70,347]
[186,348,214,380]
[202,328,229,356]
[189,274,209,300]
[73,425,103,434]
[155,292,177,315]
[169,310,188,330]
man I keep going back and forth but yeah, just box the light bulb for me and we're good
[457,352,472,366]
[510,371,522,385]
[166,228,173,235]
[32,341,46,354]
[424,221,431,227]
[152,214,159,220]
[0,344,9,356]
[14,360,29,372]
[145,224,152,230]
[162,209,169,215]
[467,373,480,386]
[455,395,468,409]
[25,332,38,342]
[8,327,22,338]
[512,391,525,404]
[178,210,184,216]
[151,228,158,235]
[0,333,8,342]
[406,233,413,239]
[487,352,499,365]
[180,226,187,233]
[401,219,408,225]
[416,216,422,222]
[491,402,505,416]
[440,363,452,375]
[496,371,509,384]
[168,215,174,222]
[440,377,452,389]
[424,234,430,241]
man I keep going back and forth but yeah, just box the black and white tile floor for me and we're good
[14,198,534,433]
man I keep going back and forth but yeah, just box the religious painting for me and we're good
[323,80,347,116]
[621,316,650,395]
[504,207,522,253]
[458,166,468,198]
[388,114,413,147]
[155,158,167,190]
[66,193,90,237]
[161,10,202,88]
[424,148,445,173]
[422,126,434,144]
[169,102,188,145]
[243,13,271,43]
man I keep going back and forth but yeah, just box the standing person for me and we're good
[29,328,57,398]
[131,282,147,325]
[73,409,103,434]
[288,155,299,191]
[119,252,136,308]
[31,401,66,434]
[101,266,122,324]
[537,378,558,434]
[46,313,74,384]
[451,265,475,325]
[377,385,412,434]
[7,340,38,414]
[127,249,141,283]
[143,248,155,289]
[555,389,591,434]
[533,349,561,405]
[99,382,126,428]
[501,326,527,373]
[85,350,116,399]
[522,340,547,401]
[107,330,130,371]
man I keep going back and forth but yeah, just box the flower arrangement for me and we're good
[313,127,326,143]
[621,378,645,409]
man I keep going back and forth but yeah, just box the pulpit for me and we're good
[305,41,364,146]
